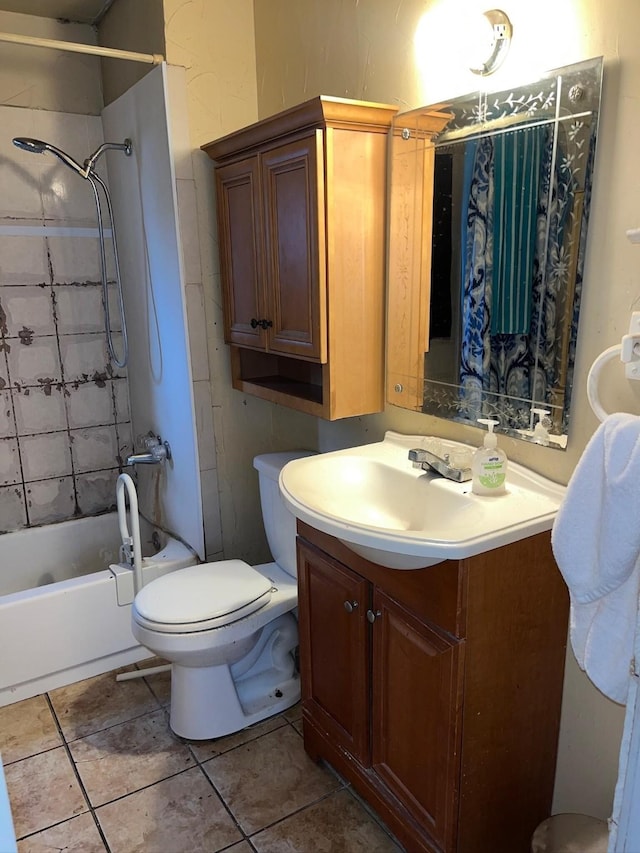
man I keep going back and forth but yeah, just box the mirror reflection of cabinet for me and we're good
[386,58,603,448]
[203,96,397,420]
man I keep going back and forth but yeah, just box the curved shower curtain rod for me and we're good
[0,30,164,64]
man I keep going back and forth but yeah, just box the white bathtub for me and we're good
[0,513,197,707]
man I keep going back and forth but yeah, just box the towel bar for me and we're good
[587,312,640,422]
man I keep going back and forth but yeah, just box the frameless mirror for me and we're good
[387,57,603,449]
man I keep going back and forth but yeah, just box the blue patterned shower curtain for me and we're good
[459,124,569,425]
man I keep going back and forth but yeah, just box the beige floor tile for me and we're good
[292,720,303,736]
[141,667,171,706]
[0,695,61,765]
[283,702,302,723]
[203,725,341,835]
[96,766,242,853]
[5,747,87,838]
[49,668,161,741]
[251,788,404,852]
[225,844,254,853]
[189,713,288,762]
[17,811,107,852]
[69,709,194,807]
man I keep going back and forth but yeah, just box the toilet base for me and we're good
[169,613,300,740]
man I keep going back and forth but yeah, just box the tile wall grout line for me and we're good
[0,225,112,238]
[47,244,79,517]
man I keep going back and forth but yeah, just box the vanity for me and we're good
[280,435,570,853]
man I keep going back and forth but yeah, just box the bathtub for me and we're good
[0,513,197,707]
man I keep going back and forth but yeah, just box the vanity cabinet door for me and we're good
[297,540,371,765]
[215,157,267,350]
[261,133,327,362]
[371,589,464,852]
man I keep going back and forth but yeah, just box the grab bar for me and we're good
[116,473,143,595]
[587,312,640,422]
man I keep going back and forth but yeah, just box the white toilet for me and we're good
[131,451,313,740]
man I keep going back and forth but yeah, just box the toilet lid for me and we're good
[133,560,272,632]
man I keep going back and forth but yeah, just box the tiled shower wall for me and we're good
[0,105,132,533]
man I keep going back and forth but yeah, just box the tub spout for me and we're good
[126,433,171,466]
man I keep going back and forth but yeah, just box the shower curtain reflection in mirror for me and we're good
[428,120,588,433]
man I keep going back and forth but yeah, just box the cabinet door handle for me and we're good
[250,318,273,330]
[343,600,359,613]
[366,609,382,623]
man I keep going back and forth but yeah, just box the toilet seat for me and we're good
[132,560,273,633]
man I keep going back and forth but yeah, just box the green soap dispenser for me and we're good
[472,419,507,496]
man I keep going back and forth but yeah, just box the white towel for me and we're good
[552,412,640,704]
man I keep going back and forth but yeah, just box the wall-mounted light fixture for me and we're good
[469,9,512,76]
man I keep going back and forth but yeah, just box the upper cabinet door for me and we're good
[215,157,267,349]
[261,132,327,362]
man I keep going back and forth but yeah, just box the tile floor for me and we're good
[0,662,403,852]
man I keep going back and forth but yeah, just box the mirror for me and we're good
[387,57,603,449]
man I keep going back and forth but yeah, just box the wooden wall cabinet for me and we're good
[202,97,397,420]
[296,521,569,853]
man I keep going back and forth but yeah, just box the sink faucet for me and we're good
[408,447,472,483]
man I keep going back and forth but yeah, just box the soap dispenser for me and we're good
[472,419,507,496]
[531,408,551,446]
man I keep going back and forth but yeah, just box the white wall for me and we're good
[102,64,204,559]
[163,0,319,568]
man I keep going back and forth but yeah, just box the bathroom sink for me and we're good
[279,431,565,570]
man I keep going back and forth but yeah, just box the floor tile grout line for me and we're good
[179,715,336,845]
[43,692,112,853]
[48,691,165,746]
[180,717,291,762]
[191,760,251,844]
[83,763,203,812]
[244,784,352,842]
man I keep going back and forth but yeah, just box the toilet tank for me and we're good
[253,451,316,578]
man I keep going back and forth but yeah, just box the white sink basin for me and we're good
[279,431,565,570]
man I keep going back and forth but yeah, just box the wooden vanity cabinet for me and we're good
[202,97,398,420]
[296,521,569,853]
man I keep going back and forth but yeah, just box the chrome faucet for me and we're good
[408,447,472,483]
[126,433,171,466]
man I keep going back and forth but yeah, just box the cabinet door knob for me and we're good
[366,609,382,623]
[250,318,273,330]
[343,600,359,613]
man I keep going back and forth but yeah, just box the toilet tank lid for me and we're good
[253,450,316,480]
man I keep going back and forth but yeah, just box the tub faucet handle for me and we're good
[126,432,172,466]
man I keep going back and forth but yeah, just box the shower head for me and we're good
[12,137,87,177]
[13,137,47,154]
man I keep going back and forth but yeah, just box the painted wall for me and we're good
[253,0,637,821]
[98,0,166,106]
[0,10,102,114]
[163,0,319,567]
[102,64,204,559]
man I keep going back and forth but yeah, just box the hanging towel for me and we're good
[551,412,640,704]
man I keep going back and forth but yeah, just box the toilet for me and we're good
[131,451,313,740]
